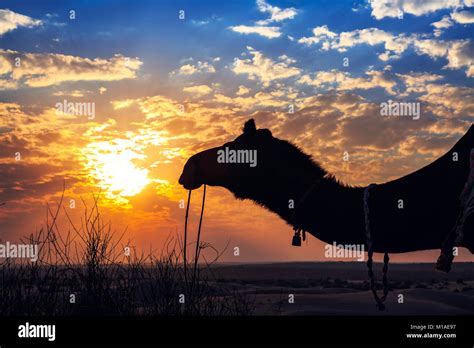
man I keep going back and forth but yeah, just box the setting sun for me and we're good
[83,139,151,205]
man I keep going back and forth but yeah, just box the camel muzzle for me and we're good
[179,159,202,190]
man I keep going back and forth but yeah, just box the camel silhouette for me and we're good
[179,119,474,259]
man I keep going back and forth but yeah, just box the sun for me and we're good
[83,139,151,205]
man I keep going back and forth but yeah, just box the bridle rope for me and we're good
[183,190,192,284]
[183,185,207,289]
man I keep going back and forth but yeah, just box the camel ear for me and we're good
[243,119,257,135]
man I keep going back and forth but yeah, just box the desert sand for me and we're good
[205,262,474,315]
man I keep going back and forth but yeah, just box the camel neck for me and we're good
[250,171,367,246]
[298,179,366,245]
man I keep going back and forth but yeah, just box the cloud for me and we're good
[0,103,92,207]
[183,84,213,96]
[110,95,185,121]
[213,90,291,110]
[0,55,12,74]
[298,25,474,77]
[396,72,444,94]
[236,85,251,96]
[298,70,348,87]
[273,90,470,186]
[378,51,401,61]
[299,27,411,55]
[336,70,399,95]
[0,77,17,89]
[176,64,198,75]
[369,0,473,20]
[231,47,300,86]
[191,19,209,26]
[334,28,411,55]
[111,99,136,110]
[255,0,298,24]
[0,49,142,88]
[52,89,88,97]
[228,0,297,39]
[288,96,467,186]
[298,69,398,95]
[431,10,474,37]
[431,15,454,37]
[443,40,474,76]
[413,39,474,76]
[171,60,216,75]
[297,25,337,46]
[419,83,474,118]
[451,9,474,23]
[229,25,281,39]
[412,38,451,57]
[0,9,42,36]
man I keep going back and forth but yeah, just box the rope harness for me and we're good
[437,149,474,272]
[290,177,323,246]
[364,184,390,310]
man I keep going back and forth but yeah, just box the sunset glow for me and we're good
[83,140,151,205]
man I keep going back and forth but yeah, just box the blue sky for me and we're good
[2,0,473,94]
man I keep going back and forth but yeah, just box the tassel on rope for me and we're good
[292,228,302,246]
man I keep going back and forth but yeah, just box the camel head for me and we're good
[179,119,269,193]
[179,119,325,199]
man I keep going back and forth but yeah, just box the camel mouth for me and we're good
[178,159,203,190]
[178,174,202,190]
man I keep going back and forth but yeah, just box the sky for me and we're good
[0,0,473,263]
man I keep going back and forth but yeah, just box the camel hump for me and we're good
[451,123,474,153]
[444,124,474,254]
[378,124,474,251]
[439,123,474,176]
[399,123,474,184]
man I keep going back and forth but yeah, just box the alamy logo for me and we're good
[18,322,56,341]
[217,147,257,167]
[55,99,95,119]
[380,100,420,120]
[0,242,38,262]
[324,242,365,261]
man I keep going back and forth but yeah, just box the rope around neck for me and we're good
[363,183,390,311]
[290,177,323,246]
